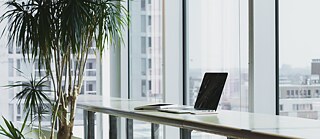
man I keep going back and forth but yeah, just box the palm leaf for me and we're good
[6,74,52,125]
[0,116,26,139]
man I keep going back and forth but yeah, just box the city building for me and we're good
[279,84,320,119]
[130,0,163,101]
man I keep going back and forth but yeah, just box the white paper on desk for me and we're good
[134,103,175,110]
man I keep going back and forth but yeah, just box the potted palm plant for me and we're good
[0,0,128,138]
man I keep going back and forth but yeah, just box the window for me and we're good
[129,1,164,138]
[148,15,152,26]
[304,90,307,97]
[186,0,248,112]
[8,46,13,54]
[141,58,147,75]
[279,0,320,120]
[16,59,21,76]
[148,80,152,90]
[86,81,96,95]
[148,58,151,69]
[88,63,93,69]
[141,37,147,54]
[148,37,152,47]
[86,59,96,76]
[17,104,21,115]
[86,59,96,69]
[141,15,146,32]
[141,0,146,11]
[88,84,92,91]
[293,104,297,111]
[141,80,147,97]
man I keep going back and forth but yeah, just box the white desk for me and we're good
[77,97,320,139]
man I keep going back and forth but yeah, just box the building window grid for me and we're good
[293,104,313,111]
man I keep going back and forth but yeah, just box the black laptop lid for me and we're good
[194,72,228,110]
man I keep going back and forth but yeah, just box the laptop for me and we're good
[158,72,228,114]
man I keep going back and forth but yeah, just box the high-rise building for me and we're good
[129,0,163,101]
[311,59,320,76]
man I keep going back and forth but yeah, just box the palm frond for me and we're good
[95,0,129,55]
[6,74,52,124]
[0,116,26,139]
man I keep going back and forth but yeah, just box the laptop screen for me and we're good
[194,72,228,110]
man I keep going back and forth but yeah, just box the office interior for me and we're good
[1,0,320,139]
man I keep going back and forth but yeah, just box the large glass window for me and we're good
[279,0,320,120]
[129,0,163,102]
[186,1,248,138]
[129,0,164,138]
[186,0,248,110]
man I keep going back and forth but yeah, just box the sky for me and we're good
[280,0,320,68]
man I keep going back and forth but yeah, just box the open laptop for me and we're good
[158,72,228,114]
